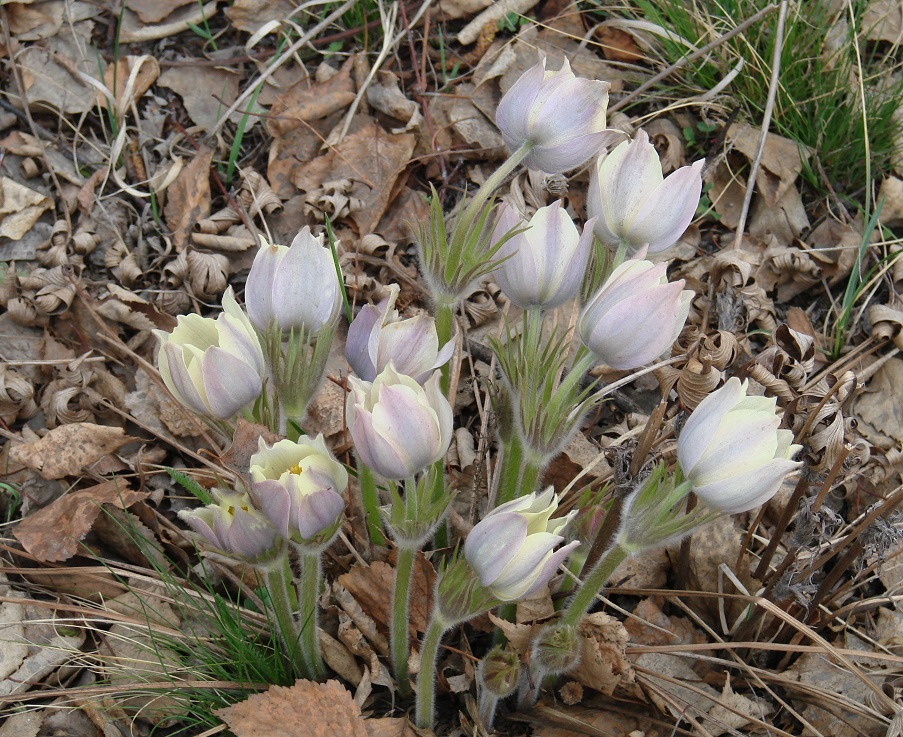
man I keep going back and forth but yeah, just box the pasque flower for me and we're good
[345,284,454,383]
[180,490,280,562]
[155,287,265,419]
[249,435,348,544]
[495,57,622,174]
[245,227,342,335]
[491,201,595,309]
[578,256,692,370]
[464,488,579,601]
[588,130,704,254]
[346,365,453,480]
[678,378,802,513]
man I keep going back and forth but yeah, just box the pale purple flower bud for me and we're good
[154,287,265,419]
[495,57,623,174]
[490,201,595,309]
[245,227,342,335]
[180,490,280,562]
[346,365,453,480]
[249,435,348,544]
[578,256,692,370]
[588,130,704,254]
[677,378,803,513]
[345,284,454,383]
[464,488,579,602]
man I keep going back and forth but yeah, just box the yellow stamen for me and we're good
[288,463,303,475]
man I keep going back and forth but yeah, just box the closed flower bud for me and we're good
[491,201,595,309]
[180,490,280,562]
[578,256,692,370]
[346,365,453,480]
[245,227,342,335]
[345,284,454,383]
[155,287,265,419]
[531,622,581,675]
[588,130,704,254]
[478,646,521,698]
[677,377,803,513]
[249,435,348,546]
[464,488,579,602]
[496,57,622,174]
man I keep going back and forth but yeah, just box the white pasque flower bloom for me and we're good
[464,488,579,601]
[179,490,279,562]
[245,226,342,335]
[249,435,348,543]
[588,130,704,254]
[155,287,265,419]
[346,365,453,480]
[491,201,595,309]
[345,284,454,383]
[578,256,692,370]
[495,56,622,174]
[678,377,803,513]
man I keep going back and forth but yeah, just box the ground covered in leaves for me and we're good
[2,1,903,736]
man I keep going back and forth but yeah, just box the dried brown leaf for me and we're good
[268,57,356,137]
[568,612,633,696]
[215,679,367,737]
[0,177,53,240]
[13,480,146,562]
[9,423,135,480]
[364,716,422,737]
[221,419,280,482]
[164,147,213,252]
[225,0,300,33]
[338,555,435,635]
[292,119,415,236]
[126,0,196,24]
[159,67,240,129]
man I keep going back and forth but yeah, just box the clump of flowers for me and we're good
[154,54,807,735]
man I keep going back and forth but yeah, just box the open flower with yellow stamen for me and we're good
[249,435,348,547]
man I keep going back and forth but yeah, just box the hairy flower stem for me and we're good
[415,612,449,729]
[560,544,630,628]
[454,143,532,250]
[517,666,549,709]
[494,433,525,508]
[358,463,386,546]
[478,690,500,730]
[391,544,416,696]
[298,550,326,679]
[432,302,455,549]
[263,553,310,679]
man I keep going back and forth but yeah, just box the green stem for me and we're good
[298,551,326,680]
[415,612,449,729]
[560,544,630,629]
[430,302,453,549]
[492,601,517,646]
[494,433,525,508]
[435,301,455,396]
[518,453,544,498]
[391,544,416,696]
[359,463,386,546]
[457,143,532,234]
[263,553,309,678]
[609,239,631,276]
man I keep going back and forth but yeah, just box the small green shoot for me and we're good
[0,481,22,524]
[187,0,219,50]
[324,213,353,323]
[831,196,885,359]
[165,467,215,505]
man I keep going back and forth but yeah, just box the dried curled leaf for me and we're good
[0,364,38,424]
[788,371,857,473]
[870,300,903,350]
[656,329,738,409]
[645,118,685,173]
